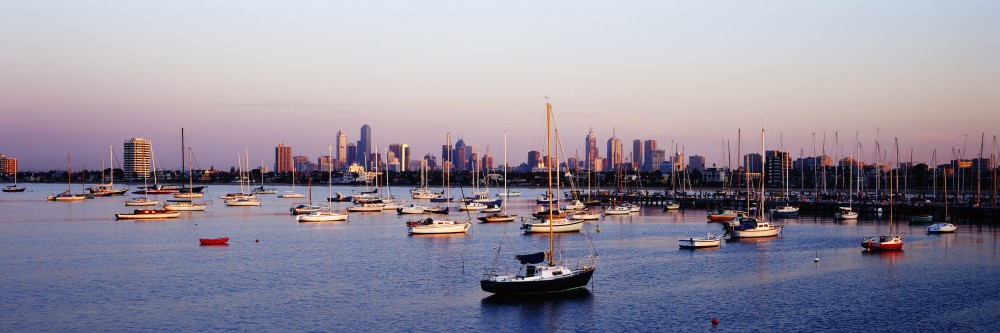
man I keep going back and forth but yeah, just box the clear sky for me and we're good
[3,1,999,171]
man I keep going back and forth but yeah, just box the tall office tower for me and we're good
[123,138,152,179]
[651,149,666,172]
[585,128,598,170]
[454,139,468,171]
[359,124,371,167]
[336,131,348,169]
[275,143,293,173]
[633,139,642,169]
[643,140,658,172]
[346,143,357,168]
[607,133,623,171]
[764,151,790,187]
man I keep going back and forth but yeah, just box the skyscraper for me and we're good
[527,151,541,170]
[607,133,622,171]
[359,124,371,167]
[633,139,642,169]
[275,143,293,173]
[585,128,598,170]
[336,130,348,169]
[0,154,17,175]
[346,143,357,167]
[643,140,658,172]
[123,138,151,179]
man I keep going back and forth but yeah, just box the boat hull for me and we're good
[163,203,206,211]
[408,222,471,234]
[926,223,957,233]
[481,268,594,295]
[862,237,904,251]
[522,219,584,233]
[115,210,181,220]
[199,237,229,245]
[679,238,721,248]
[730,227,781,238]
[297,212,349,222]
[478,214,517,223]
[2,186,26,192]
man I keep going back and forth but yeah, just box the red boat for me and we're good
[862,235,904,251]
[199,237,230,245]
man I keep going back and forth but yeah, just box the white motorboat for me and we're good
[663,201,680,210]
[679,233,722,248]
[225,197,261,206]
[926,222,957,233]
[459,202,487,211]
[564,200,586,211]
[604,205,632,215]
[348,203,385,212]
[397,204,429,214]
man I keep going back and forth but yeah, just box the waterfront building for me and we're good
[744,153,762,173]
[0,154,16,175]
[454,139,468,171]
[123,138,151,179]
[293,155,314,173]
[650,149,665,173]
[527,151,541,170]
[481,153,493,171]
[275,143,293,174]
[689,155,706,173]
[318,156,333,172]
[764,150,791,187]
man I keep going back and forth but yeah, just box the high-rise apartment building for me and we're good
[275,143,293,173]
[0,154,16,174]
[123,138,152,179]
[346,143,357,167]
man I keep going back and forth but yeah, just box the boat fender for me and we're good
[711,316,719,325]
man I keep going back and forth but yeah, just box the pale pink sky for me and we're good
[2,1,999,171]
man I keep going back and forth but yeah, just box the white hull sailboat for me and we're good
[407,218,471,234]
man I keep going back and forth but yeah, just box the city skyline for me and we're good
[3,2,999,171]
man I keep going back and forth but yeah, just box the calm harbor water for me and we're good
[3,184,1000,332]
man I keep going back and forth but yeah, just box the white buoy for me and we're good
[813,250,820,263]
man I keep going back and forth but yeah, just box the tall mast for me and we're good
[329,145,333,209]
[181,128,185,175]
[547,101,555,266]
[503,130,508,213]
[760,128,765,219]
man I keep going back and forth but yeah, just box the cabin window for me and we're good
[552,271,563,276]
[525,266,536,277]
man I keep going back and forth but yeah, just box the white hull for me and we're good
[279,194,306,198]
[604,206,632,215]
[730,227,781,238]
[173,193,203,198]
[163,203,206,211]
[125,199,159,206]
[834,210,859,220]
[927,222,957,233]
[679,237,722,248]
[225,198,261,206]
[408,221,471,234]
[297,211,349,222]
[348,204,384,212]
[569,212,601,220]
[522,219,584,233]
[52,195,87,201]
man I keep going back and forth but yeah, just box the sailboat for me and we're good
[88,146,130,196]
[725,128,782,238]
[521,104,584,233]
[770,138,798,218]
[125,149,159,206]
[225,151,262,206]
[164,148,208,211]
[927,156,957,233]
[2,166,25,192]
[481,101,596,295]
[480,131,518,223]
[279,166,306,198]
[48,154,87,201]
[298,145,349,222]
[835,140,860,220]
[862,139,904,251]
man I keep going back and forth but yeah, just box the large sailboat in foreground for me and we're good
[481,101,596,295]
[862,139,904,251]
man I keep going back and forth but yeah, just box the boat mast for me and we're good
[760,128,765,220]
[329,145,333,210]
[503,130,508,212]
[547,101,555,267]
[66,154,72,193]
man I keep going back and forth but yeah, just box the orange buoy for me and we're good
[711,316,719,325]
